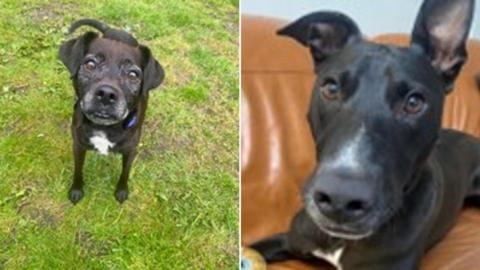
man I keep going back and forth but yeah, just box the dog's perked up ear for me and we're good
[277,11,361,65]
[140,45,165,91]
[58,32,98,75]
[411,0,474,93]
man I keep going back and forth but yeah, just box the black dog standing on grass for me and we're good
[251,0,480,269]
[59,19,164,204]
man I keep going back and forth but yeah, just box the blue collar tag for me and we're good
[126,115,137,129]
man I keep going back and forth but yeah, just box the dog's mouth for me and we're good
[304,195,386,241]
[317,223,373,240]
[80,101,129,126]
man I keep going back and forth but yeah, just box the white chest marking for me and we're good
[312,247,344,270]
[89,131,114,155]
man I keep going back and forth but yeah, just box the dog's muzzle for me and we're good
[80,100,129,126]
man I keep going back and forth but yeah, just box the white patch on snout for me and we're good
[324,125,367,170]
[89,131,114,155]
[312,247,344,270]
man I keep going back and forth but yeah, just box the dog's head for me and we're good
[59,19,165,126]
[278,0,474,240]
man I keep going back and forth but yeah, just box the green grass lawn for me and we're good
[0,0,238,269]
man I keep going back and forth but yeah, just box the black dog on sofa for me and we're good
[59,19,164,204]
[251,0,480,269]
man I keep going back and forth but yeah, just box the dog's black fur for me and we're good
[59,19,164,204]
[251,0,480,269]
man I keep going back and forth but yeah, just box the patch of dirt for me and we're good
[75,230,113,257]
[221,241,238,258]
[137,119,192,161]
[172,68,192,87]
[28,1,78,23]
[17,197,66,229]
[202,2,238,37]
[27,208,58,228]
[139,133,192,161]
[224,11,239,35]
[57,120,70,133]
[1,117,21,135]
[1,84,30,96]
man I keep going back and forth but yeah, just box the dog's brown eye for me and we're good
[128,71,139,80]
[404,93,425,114]
[320,80,341,100]
[84,60,96,71]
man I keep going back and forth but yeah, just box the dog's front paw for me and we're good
[69,188,84,204]
[115,188,129,203]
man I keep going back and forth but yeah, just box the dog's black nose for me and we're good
[95,86,117,105]
[314,181,373,222]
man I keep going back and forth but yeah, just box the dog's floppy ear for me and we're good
[411,0,474,93]
[59,32,98,75]
[277,11,361,65]
[140,45,165,91]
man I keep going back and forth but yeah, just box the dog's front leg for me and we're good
[69,143,86,204]
[115,149,137,203]
[250,233,296,262]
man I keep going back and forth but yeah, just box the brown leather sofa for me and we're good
[241,15,480,270]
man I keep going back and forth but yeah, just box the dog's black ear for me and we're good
[277,11,361,64]
[140,45,165,91]
[59,32,98,75]
[411,0,474,93]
